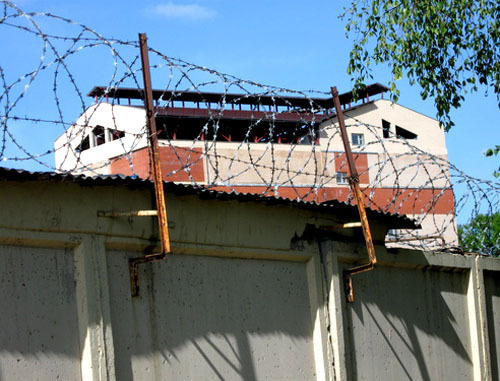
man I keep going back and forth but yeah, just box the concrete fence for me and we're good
[321,241,500,380]
[0,176,498,380]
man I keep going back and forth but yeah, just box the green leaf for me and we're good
[458,213,500,256]
[342,0,499,137]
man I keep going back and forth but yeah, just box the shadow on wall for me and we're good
[106,252,317,381]
[0,244,320,381]
[0,245,82,380]
[484,270,500,380]
[344,262,472,381]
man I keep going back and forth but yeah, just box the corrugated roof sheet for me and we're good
[0,167,418,229]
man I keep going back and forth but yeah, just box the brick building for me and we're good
[54,84,457,248]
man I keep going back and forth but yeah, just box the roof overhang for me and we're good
[87,83,389,110]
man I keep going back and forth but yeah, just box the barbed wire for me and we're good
[0,1,498,255]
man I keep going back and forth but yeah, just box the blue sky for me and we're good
[2,0,499,190]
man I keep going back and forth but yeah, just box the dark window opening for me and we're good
[93,126,106,146]
[155,116,319,145]
[395,125,418,139]
[76,135,90,153]
[382,119,390,138]
[111,129,125,140]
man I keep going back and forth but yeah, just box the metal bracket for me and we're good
[97,210,158,217]
[319,222,362,231]
[386,235,445,247]
[97,210,175,229]
[129,252,166,297]
[331,86,377,303]
[126,33,172,297]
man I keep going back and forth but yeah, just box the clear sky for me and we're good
[2,0,499,199]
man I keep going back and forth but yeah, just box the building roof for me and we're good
[87,83,389,110]
[0,167,418,229]
[82,84,387,131]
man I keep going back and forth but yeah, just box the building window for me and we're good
[395,125,418,139]
[351,133,364,146]
[111,129,125,140]
[382,119,390,138]
[93,126,106,146]
[382,119,418,140]
[154,116,319,145]
[336,172,348,184]
[75,135,90,153]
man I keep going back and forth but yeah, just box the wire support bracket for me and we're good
[331,86,377,303]
[97,210,158,217]
[128,33,172,297]
[319,222,362,231]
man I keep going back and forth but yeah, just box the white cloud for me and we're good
[150,3,216,21]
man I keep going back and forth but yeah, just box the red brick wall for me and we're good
[110,146,205,182]
[334,153,370,184]
[209,185,325,203]
[210,185,455,215]
[108,147,454,216]
[323,187,455,215]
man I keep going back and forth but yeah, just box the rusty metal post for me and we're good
[138,33,171,254]
[128,33,171,297]
[331,86,377,303]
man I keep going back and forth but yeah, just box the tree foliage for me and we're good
[485,145,499,178]
[341,0,499,131]
[458,212,500,256]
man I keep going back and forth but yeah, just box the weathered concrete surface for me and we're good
[484,270,500,380]
[346,265,472,380]
[323,241,500,380]
[0,245,81,381]
[0,177,335,380]
[107,252,316,380]
[0,175,498,380]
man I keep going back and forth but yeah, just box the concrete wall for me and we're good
[0,245,82,380]
[0,177,497,380]
[484,271,500,380]
[322,241,500,380]
[107,252,316,380]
